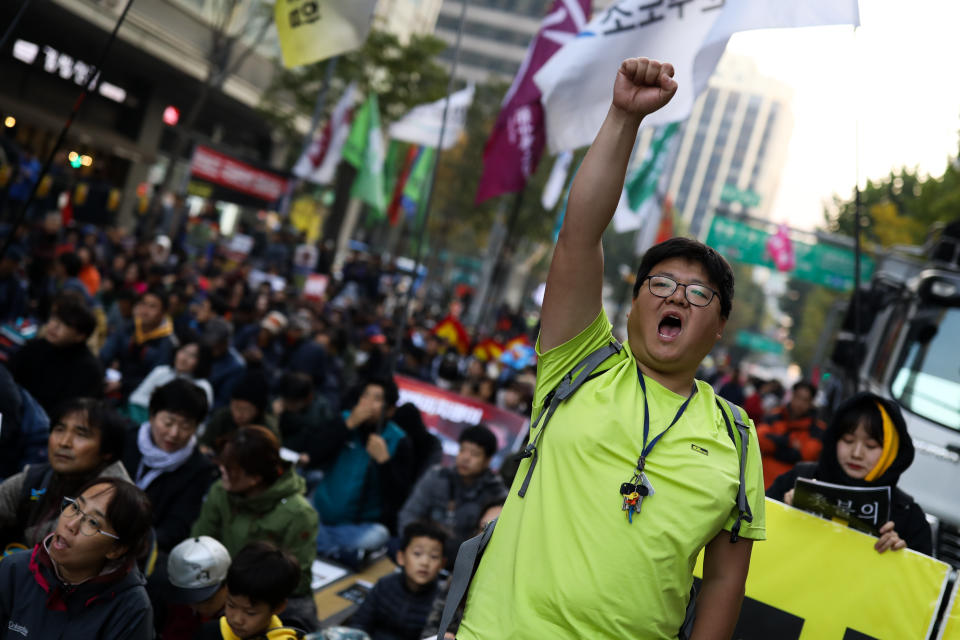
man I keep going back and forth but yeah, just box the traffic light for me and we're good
[67,152,92,168]
[163,105,180,126]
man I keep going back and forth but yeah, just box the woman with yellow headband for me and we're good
[767,392,933,555]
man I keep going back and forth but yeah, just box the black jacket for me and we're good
[767,392,933,555]
[122,431,217,552]
[349,572,439,640]
[0,541,152,640]
[9,338,103,416]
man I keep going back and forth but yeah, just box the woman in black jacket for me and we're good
[122,378,216,552]
[0,477,154,640]
[767,392,932,555]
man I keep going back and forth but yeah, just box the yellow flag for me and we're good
[275,0,378,69]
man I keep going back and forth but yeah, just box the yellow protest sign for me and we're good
[290,195,322,243]
[695,499,950,639]
[274,0,378,69]
[940,579,960,640]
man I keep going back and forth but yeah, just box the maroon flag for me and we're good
[474,0,590,204]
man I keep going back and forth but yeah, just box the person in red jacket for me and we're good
[756,381,825,489]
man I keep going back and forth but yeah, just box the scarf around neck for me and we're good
[135,421,195,490]
[134,315,173,346]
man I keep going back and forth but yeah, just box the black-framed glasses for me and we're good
[60,497,120,540]
[644,275,718,307]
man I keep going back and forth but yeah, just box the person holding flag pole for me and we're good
[452,58,766,640]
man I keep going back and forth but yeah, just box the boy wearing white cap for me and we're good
[158,536,231,640]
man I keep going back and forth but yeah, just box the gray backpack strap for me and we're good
[437,518,497,639]
[717,398,754,543]
[517,341,621,498]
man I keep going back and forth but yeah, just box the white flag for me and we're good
[541,150,573,210]
[293,84,358,185]
[388,85,475,150]
[534,0,859,153]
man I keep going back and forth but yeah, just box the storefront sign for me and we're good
[190,146,288,202]
[395,375,529,471]
[694,499,951,639]
[11,39,127,103]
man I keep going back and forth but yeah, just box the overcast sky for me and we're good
[725,0,960,230]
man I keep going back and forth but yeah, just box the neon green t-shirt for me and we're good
[457,310,766,640]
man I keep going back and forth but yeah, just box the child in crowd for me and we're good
[196,541,303,640]
[158,536,232,640]
[349,522,447,640]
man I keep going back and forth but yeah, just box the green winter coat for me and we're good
[191,466,318,596]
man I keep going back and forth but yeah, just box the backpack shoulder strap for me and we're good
[16,463,54,532]
[715,398,754,543]
[438,517,497,639]
[517,340,622,498]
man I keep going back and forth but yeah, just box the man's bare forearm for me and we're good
[690,575,745,640]
[562,106,643,248]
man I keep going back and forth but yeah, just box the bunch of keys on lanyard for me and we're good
[620,456,655,523]
[619,366,697,524]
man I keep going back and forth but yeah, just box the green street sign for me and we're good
[720,184,762,208]
[735,330,784,355]
[705,216,874,292]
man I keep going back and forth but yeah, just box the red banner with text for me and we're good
[395,375,529,471]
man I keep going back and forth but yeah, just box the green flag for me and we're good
[625,122,679,210]
[402,146,435,220]
[342,94,386,215]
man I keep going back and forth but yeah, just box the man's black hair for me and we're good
[51,292,97,339]
[401,521,448,551]
[207,292,230,317]
[226,541,300,609]
[792,380,818,398]
[459,424,498,460]
[58,252,82,278]
[140,287,169,311]
[279,371,313,402]
[114,287,136,303]
[75,476,153,562]
[148,378,209,425]
[344,376,400,410]
[632,237,735,319]
[52,398,127,463]
[230,370,270,413]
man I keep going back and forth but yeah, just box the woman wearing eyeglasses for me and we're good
[0,477,154,639]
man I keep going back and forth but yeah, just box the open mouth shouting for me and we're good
[657,311,683,341]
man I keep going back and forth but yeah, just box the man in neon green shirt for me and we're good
[456,58,765,640]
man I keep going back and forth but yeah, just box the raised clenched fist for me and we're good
[613,57,678,119]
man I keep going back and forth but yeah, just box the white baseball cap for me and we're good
[167,536,231,604]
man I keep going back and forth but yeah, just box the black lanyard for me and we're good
[634,365,698,473]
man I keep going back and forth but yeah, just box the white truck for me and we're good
[828,221,960,569]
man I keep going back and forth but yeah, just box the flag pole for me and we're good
[851,24,862,393]
[393,0,471,348]
[279,56,338,218]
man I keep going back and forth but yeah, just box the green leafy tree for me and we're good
[259,30,450,158]
[825,146,960,247]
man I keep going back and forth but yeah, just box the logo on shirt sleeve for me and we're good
[691,444,709,456]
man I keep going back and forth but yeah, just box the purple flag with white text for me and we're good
[474,0,591,204]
